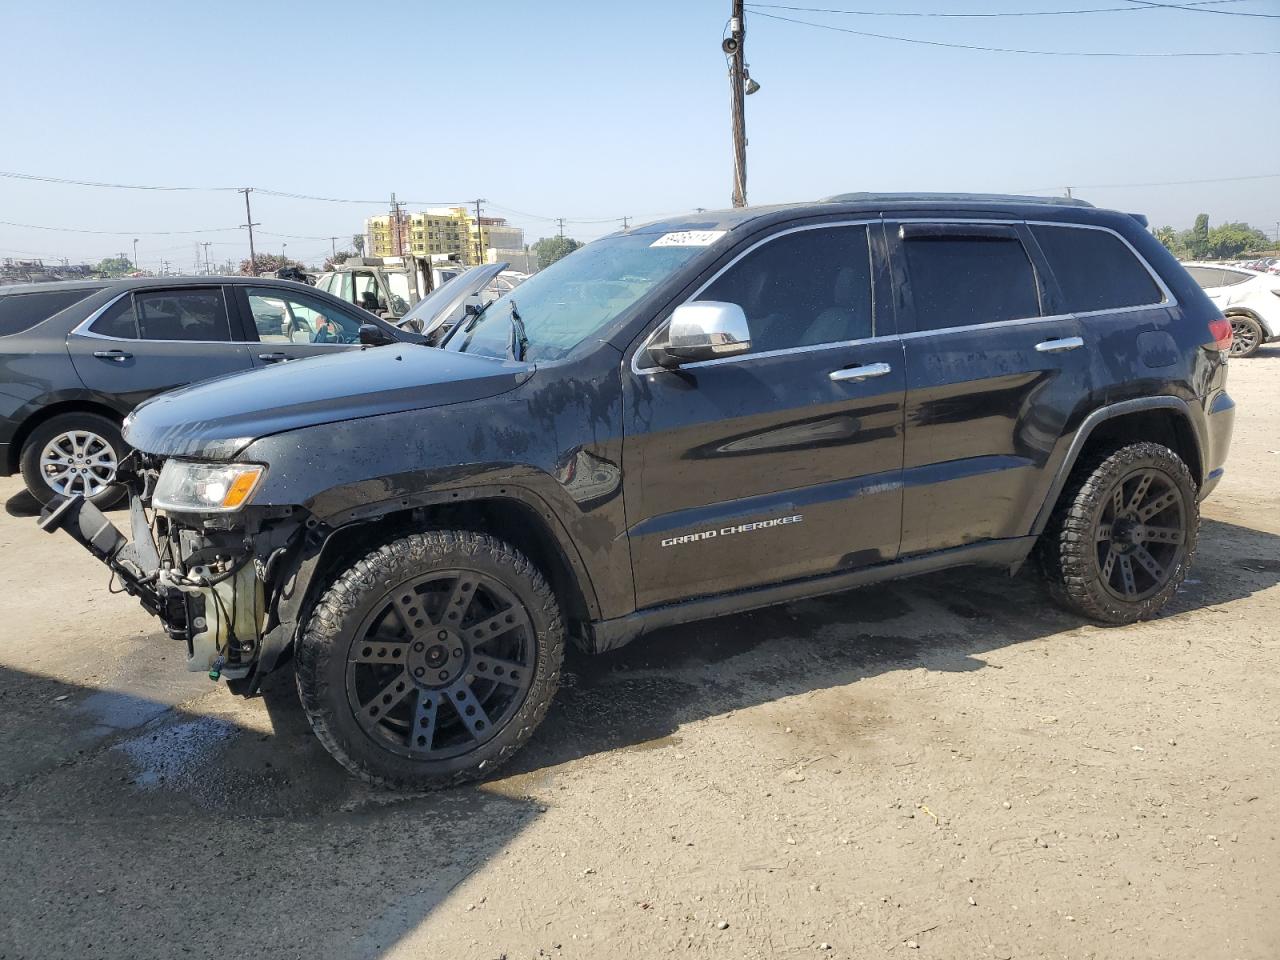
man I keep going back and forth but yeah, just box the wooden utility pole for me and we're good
[473,198,487,264]
[240,188,259,273]
[728,0,747,208]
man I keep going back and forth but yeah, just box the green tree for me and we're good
[1204,222,1270,260]
[1154,226,1181,256]
[323,250,356,271]
[93,255,135,277]
[1183,213,1210,259]
[532,235,582,270]
[351,234,365,256]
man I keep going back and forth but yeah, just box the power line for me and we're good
[0,170,238,191]
[0,218,243,235]
[744,0,1259,17]
[749,8,1280,55]
[1018,171,1280,190]
[1119,0,1279,17]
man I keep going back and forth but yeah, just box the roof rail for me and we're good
[821,191,1095,208]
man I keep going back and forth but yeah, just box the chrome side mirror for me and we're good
[653,301,751,367]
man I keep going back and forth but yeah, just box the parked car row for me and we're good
[0,276,415,505]
[1181,262,1280,357]
[36,193,1235,789]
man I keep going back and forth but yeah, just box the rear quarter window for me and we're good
[0,287,103,336]
[1031,225,1162,313]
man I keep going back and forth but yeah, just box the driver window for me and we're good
[246,287,362,344]
[698,225,873,354]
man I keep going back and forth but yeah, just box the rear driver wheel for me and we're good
[1038,442,1198,624]
[296,530,564,789]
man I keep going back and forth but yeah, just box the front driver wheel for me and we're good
[296,530,564,789]
[1039,442,1198,624]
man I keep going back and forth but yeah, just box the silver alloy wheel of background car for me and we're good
[1228,316,1261,358]
[38,430,119,498]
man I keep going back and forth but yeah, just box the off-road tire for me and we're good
[1038,442,1198,624]
[19,411,127,509]
[296,530,564,790]
[1228,314,1263,358]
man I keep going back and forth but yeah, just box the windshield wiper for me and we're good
[507,300,528,361]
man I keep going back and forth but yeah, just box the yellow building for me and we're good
[365,207,523,265]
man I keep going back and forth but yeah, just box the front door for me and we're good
[622,221,906,609]
[889,220,1091,555]
[233,285,370,365]
[66,285,255,410]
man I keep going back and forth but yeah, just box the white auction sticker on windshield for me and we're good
[650,230,726,247]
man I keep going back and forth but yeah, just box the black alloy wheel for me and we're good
[1093,467,1188,604]
[1039,442,1198,624]
[346,569,536,761]
[297,530,563,789]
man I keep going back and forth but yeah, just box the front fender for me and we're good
[238,354,633,621]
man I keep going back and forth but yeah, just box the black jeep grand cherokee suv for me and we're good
[43,194,1235,788]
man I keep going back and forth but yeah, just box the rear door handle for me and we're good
[92,349,132,361]
[258,352,289,362]
[1035,336,1084,354]
[829,362,892,383]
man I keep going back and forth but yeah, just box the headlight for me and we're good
[152,461,265,513]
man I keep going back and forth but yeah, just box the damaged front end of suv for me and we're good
[40,451,313,692]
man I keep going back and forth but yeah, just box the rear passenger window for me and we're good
[903,235,1039,331]
[133,289,231,342]
[1183,266,1224,289]
[89,295,139,338]
[0,287,103,337]
[699,225,874,353]
[1032,225,1162,312]
[1217,269,1253,287]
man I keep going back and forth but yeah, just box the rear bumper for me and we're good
[1198,390,1234,501]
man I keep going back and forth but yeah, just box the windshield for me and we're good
[441,233,710,361]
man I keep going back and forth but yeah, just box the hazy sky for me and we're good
[2,0,1277,268]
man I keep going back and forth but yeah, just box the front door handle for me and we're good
[258,352,289,363]
[1035,336,1084,354]
[829,362,892,383]
[92,349,132,361]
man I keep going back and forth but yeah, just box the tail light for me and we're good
[1207,317,1233,352]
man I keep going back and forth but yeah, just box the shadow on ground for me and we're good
[1,517,1276,959]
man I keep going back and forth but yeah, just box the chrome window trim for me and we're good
[888,217,1175,330]
[71,286,243,346]
[631,218,880,375]
[630,216,1176,375]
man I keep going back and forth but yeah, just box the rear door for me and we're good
[232,285,373,365]
[890,219,1090,555]
[66,286,255,409]
[622,220,905,608]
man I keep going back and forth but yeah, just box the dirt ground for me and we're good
[1,348,1277,960]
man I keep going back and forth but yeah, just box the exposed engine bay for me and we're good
[39,454,305,688]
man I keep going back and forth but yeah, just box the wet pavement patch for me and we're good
[114,716,238,790]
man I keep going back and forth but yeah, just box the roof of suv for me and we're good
[629,192,1139,236]
[0,275,316,297]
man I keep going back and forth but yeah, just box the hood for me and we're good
[124,345,532,460]
[397,261,508,337]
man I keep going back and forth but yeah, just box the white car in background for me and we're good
[1182,262,1280,358]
